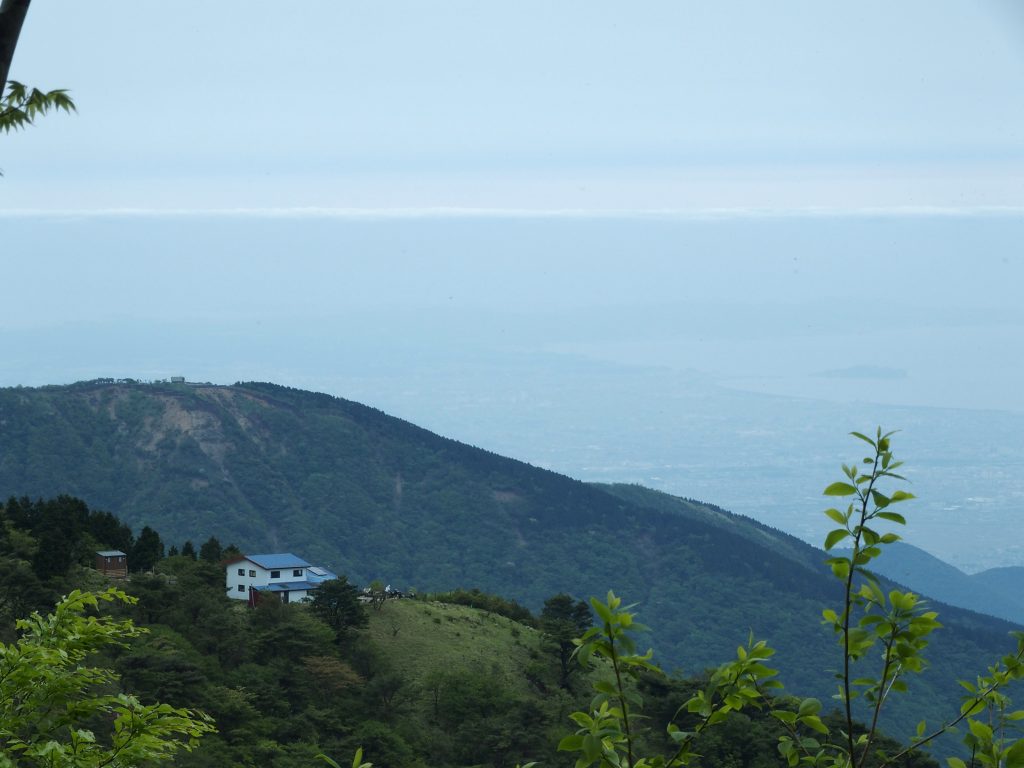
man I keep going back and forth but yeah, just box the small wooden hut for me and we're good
[95,550,128,578]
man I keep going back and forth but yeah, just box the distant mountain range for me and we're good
[0,379,1019,751]
[848,541,1024,626]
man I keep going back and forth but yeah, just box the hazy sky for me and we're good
[3,214,1022,411]
[3,1,1024,211]
[3,3,1022,411]
[2,6,1024,568]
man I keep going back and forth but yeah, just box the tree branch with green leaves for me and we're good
[558,429,1024,768]
[1,0,77,173]
[558,591,778,768]
[0,80,75,134]
[0,588,215,767]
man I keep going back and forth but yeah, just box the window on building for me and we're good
[237,568,245,576]
[293,569,303,577]
[237,585,245,592]
[249,569,256,577]
[270,570,280,579]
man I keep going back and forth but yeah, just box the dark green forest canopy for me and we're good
[0,380,1020,750]
[0,494,945,768]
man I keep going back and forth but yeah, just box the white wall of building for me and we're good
[225,558,312,601]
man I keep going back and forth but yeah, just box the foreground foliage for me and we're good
[558,430,1024,768]
[0,588,213,767]
[0,80,75,134]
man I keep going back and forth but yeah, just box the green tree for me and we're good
[249,596,334,664]
[132,525,164,572]
[309,576,368,641]
[0,588,214,766]
[198,536,222,563]
[181,540,197,560]
[0,554,49,629]
[540,593,592,689]
[85,510,134,555]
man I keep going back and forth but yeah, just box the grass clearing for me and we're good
[364,599,546,697]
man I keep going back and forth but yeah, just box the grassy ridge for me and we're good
[364,599,546,695]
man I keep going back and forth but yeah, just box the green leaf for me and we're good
[968,719,993,743]
[582,732,602,761]
[590,597,613,625]
[772,710,798,725]
[828,558,850,580]
[824,529,850,550]
[1004,739,1024,768]
[824,482,858,497]
[876,511,907,525]
[850,431,876,447]
[824,508,847,525]
[797,698,821,716]
[801,715,829,734]
[557,734,584,752]
[878,471,907,481]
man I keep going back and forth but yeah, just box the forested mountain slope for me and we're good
[0,380,1019,749]
[594,482,827,574]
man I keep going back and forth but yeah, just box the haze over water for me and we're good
[3,213,1022,573]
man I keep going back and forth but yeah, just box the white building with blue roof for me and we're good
[225,552,337,604]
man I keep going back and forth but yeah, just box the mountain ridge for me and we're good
[839,541,1024,626]
[1,379,1020,751]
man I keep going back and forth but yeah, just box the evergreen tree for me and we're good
[198,536,222,563]
[181,539,197,560]
[131,526,164,572]
[86,510,134,553]
[540,593,592,688]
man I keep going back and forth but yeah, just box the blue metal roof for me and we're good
[254,580,319,592]
[96,550,127,557]
[246,553,312,569]
[306,566,337,584]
